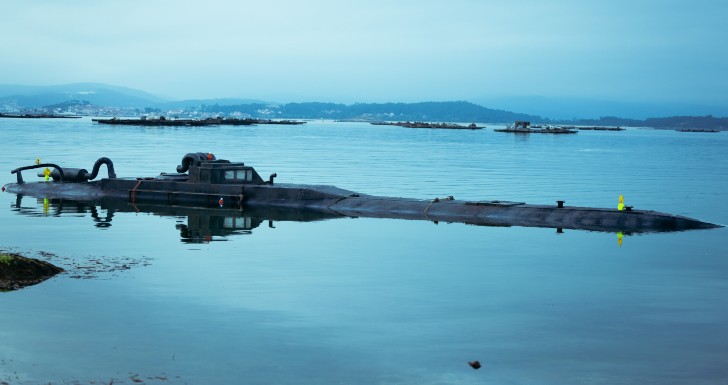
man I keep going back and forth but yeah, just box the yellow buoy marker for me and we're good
[35,158,41,165]
[43,167,51,181]
[618,195,625,211]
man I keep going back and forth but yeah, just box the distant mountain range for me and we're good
[0,83,265,110]
[199,101,541,123]
[474,95,728,121]
[0,83,166,108]
[1,83,726,130]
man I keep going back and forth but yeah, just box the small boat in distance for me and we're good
[495,121,577,134]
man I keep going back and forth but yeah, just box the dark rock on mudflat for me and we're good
[0,253,64,291]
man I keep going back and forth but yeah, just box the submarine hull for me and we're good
[4,179,720,233]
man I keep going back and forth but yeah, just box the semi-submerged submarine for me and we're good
[4,152,722,233]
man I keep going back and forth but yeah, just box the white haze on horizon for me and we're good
[2,0,727,116]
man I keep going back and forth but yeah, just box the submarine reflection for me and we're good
[10,195,632,245]
[10,195,345,243]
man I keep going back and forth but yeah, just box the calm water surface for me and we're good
[1,117,727,384]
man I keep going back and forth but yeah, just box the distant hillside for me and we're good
[476,95,728,120]
[0,83,268,111]
[643,116,728,130]
[201,101,542,123]
[565,115,728,130]
[158,98,267,110]
[0,82,165,108]
[1,83,726,129]
[43,99,91,110]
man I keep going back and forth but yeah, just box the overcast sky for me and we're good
[2,0,727,107]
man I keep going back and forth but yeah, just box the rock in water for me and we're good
[0,253,64,291]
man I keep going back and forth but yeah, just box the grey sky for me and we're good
[2,0,727,106]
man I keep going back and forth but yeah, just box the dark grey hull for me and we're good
[4,178,721,233]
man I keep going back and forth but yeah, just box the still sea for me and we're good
[1,117,727,385]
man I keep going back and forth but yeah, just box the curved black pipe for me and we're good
[176,153,201,173]
[11,163,64,184]
[87,157,117,180]
[176,152,215,173]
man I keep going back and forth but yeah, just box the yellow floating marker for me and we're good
[35,158,41,165]
[618,195,625,211]
[43,167,51,181]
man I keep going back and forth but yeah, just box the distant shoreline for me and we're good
[2,101,726,131]
[2,113,723,132]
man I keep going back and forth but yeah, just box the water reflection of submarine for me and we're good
[10,195,114,228]
[10,196,342,242]
[176,215,258,243]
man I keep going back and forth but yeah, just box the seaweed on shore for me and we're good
[0,249,152,291]
[0,252,63,291]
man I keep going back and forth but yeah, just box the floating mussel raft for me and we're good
[92,117,305,126]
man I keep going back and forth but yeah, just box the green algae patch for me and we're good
[0,253,13,264]
[0,252,64,291]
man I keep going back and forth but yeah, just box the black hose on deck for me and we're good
[11,163,64,184]
[177,153,201,173]
[176,152,215,173]
[86,157,117,180]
